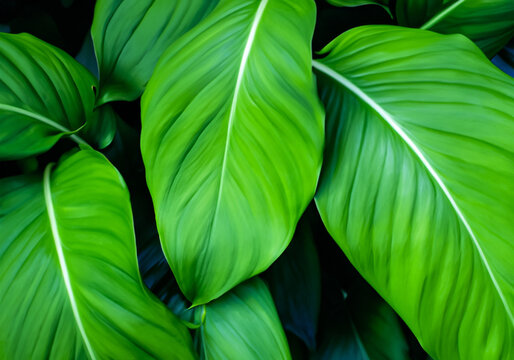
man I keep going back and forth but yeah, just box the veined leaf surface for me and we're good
[198,278,291,360]
[141,0,324,305]
[314,26,514,359]
[91,0,217,104]
[327,0,391,17]
[396,0,514,57]
[0,150,195,359]
[0,33,104,159]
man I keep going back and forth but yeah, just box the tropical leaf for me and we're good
[0,33,110,159]
[315,290,408,360]
[0,149,195,359]
[492,39,514,77]
[141,0,324,305]
[197,278,291,360]
[264,205,321,350]
[327,0,391,17]
[314,25,514,359]
[91,0,217,104]
[395,0,514,57]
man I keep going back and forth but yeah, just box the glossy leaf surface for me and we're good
[0,150,195,359]
[265,207,321,350]
[141,0,324,305]
[0,33,102,159]
[328,0,391,17]
[198,278,291,360]
[314,26,514,359]
[396,0,514,57]
[91,0,217,104]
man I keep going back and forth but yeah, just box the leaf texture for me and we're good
[396,0,514,57]
[141,0,324,305]
[0,33,104,159]
[0,150,195,359]
[198,278,291,360]
[328,0,391,17]
[91,0,218,104]
[314,25,514,359]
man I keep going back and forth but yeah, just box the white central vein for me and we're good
[312,60,514,325]
[0,103,87,145]
[420,0,466,30]
[213,0,268,219]
[43,164,97,359]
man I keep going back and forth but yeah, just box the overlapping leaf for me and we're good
[197,278,291,359]
[396,0,514,57]
[0,33,111,159]
[141,0,324,305]
[0,150,195,359]
[314,25,514,359]
[91,0,217,103]
[328,0,391,17]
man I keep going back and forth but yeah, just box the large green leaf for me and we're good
[395,0,514,57]
[0,150,195,359]
[314,26,514,359]
[0,33,109,159]
[197,278,291,360]
[264,206,321,350]
[141,0,324,305]
[91,0,217,104]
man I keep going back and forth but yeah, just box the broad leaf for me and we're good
[327,0,391,17]
[0,33,109,159]
[197,278,291,360]
[314,26,514,359]
[141,0,324,305]
[265,206,321,350]
[0,150,195,359]
[396,0,514,57]
[91,0,217,104]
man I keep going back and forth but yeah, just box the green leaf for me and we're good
[91,0,217,104]
[0,150,195,359]
[198,278,291,360]
[264,206,321,350]
[315,289,408,360]
[396,0,514,57]
[141,0,324,305]
[327,0,392,17]
[313,25,514,359]
[0,33,103,159]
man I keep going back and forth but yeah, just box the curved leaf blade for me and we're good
[0,150,195,359]
[141,0,324,305]
[91,0,217,104]
[396,0,514,57]
[0,33,101,159]
[314,26,514,359]
[198,278,291,360]
[327,0,392,17]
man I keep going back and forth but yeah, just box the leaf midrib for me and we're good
[312,59,514,325]
[0,103,86,145]
[420,0,466,30]
[211,0,269,226]
[43,164,97,359]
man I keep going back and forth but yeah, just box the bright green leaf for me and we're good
[265,206,321,350]
[141,0,324,305]
[91,0,217,104]
[327,0,392,17]
[198,278,291,360]
[396,0,514,57]
[314,25,514,359]
[0,33,106,159]
[0,150,195,359]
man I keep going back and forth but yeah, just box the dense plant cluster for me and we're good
[0,0,513,359]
